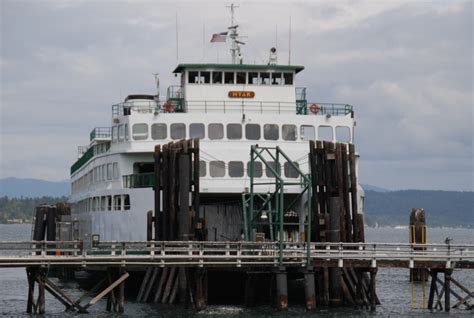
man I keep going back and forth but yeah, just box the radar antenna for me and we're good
[153,73,160,100]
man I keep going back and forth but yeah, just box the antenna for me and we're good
[153,73,160,100]
[288,16,292,65]
[226,3,244,64]
[175,12,179,64]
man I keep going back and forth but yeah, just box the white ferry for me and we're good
[69,10,363,244]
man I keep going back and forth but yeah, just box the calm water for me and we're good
[0,224,472,317]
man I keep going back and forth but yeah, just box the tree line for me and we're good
[0,196,68,223]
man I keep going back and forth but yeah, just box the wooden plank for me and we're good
[168,273,180,304]
[143,267,159,302]
[137,267,153,302]
[162,267,177,303]
[83,271,129,309]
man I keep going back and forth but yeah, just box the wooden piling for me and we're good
[304,271,316,310]
[444,269,452,312]
[154,145,161,241]
[276,269,288,310]
[37,274,45,314]
[370,268,377,311]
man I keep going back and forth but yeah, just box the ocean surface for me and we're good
[0,224,472,317]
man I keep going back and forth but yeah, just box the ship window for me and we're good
[102,165,106,181]
[229,161,244,177]
[118,125,124,141]
[264,124,279,140]
[284,162,300,178]
[265,161,277,178]
[171,123,186,139]
[114,195,122,211]
[113,162,119,179]
[336,126,351,142]
[212,71,222,84]
[188,71,199,84]
[247,161,263,177]
[283,73,293,85]
[199,161,206,177]
[300,125,315,140]
[132,123,148,140]
[208,123,224,139]
[260,72,270,85]
[190,123,205,139]
[236,72,246,84]
[124,195,130,210]
[248,72,258,85]
[227,123,242,140]
[112,126,118,142]
[201,71,211,84]
[106,196,112,211]
[318,126,333,141]
[210,161,225,177]
[100,196,106,211]
[224,72,234,84]
[107,163,113,180]
[282,125,297,141]
[125,124,129,141]
[272,72,282,85]
[245,124,260,140]
[151,123,167,140]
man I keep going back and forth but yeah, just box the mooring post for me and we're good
[38,273,46,314]
[178,153,191,304]
[444,269,452,312]
[328,197,342,305]
[118,269,125,313]
[26,268,36,313]
[276,268,288,310]
[304,271,316,310]
[370,268,377,312]
[195,268,207,310]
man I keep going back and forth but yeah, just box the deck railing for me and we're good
[122,173,155,188]
[90,127,111,142]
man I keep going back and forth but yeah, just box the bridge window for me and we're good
[229,161,244,177]
[227,123,242,140]
[248,72,258,85]
[272,72,282,85]
[260,72,270,85]
[245,124,260,140]
[247,161,263,177]
[282,125,297,141]
[188,71,199,84]
[210,161,225,177]
[132,123,148,140]
[283,73,293,85]
[107,163,113,180]
[284,162,300,178]
[101,196,106,211]
[125,124,129,141]
[114,195,122,211]
[212,71,223,84]
[112,126,118,142]
[224,72,235,84]
[236,72,246,84]
[151,123,167,140]
[208,123,224,140]
[190,123,205,139]
[318,126,333,141]
[300,125,315,140]
[264,124,279,140]
[336,126,351,142]
[199,160,206,177]
[201,71,211,84]
[171,123,186,139]
[113,162,119,179]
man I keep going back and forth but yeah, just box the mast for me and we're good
[227,3,244,64]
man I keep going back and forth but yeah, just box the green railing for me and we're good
[298,103,353,116]
[90,127,111,142]
[123,173,155,188]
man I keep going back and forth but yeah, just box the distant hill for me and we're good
[364,190,474,228]
[361,184,390,192]
[0,178,69,198]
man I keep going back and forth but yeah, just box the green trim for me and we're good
[70,142,111,175]
[173,63,304,74]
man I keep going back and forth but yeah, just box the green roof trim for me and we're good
[173,63,304,74]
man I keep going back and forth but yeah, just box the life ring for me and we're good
[309,103,321,114]
[163,101,174,112]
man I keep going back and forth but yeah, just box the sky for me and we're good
[0,0,472,191]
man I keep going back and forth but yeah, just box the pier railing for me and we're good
[0,241,472,268]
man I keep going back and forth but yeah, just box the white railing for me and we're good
[0,241,472,268]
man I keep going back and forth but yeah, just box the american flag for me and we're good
[210,32,227,43]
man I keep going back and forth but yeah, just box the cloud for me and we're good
[0,0,472,191]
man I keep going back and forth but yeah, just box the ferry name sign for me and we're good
[228,91,255,98]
